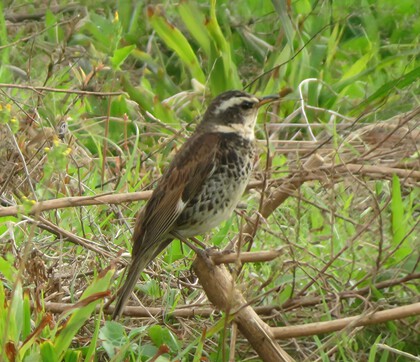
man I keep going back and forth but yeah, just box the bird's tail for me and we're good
[112,238,172,320]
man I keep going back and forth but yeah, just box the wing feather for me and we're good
[113,132,221,319]
[131,133,220,257]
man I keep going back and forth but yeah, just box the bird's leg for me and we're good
[188,235,207,249]
[170,231,216,269]
[171,231,201,252]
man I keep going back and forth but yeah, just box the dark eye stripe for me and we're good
[241,101,254,109]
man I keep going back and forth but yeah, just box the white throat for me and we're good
[212,123,255,140]
[211,110,258,140]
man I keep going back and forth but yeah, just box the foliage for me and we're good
[0,0,419,361]
[0,255,113,361]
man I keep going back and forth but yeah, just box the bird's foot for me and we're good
[194,246,221,269]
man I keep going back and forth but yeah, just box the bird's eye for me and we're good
[241,101,254,109]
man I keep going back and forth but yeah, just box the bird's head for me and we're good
[198,90,278,139]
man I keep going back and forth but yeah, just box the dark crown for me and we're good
[198,90,259,130]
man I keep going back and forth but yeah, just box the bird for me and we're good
[112,90,279,319]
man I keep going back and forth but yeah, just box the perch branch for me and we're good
[193,254,294,362]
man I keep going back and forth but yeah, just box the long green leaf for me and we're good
[206,0,241,92]
[340,51,373,82]
[111,45,136,70]
[271,0,295,52]
[41,341,59,361]
[53,268,114,359]
[356,66,420,110]
[148,5,205,83]
[391,174,405,245]
[178,2,211,56]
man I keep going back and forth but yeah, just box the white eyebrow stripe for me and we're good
[214,96,259,114]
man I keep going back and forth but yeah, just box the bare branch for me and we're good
[0,83,125,96]
[272,302,420,339]
[212,250,285,265]
[0,191,152,217]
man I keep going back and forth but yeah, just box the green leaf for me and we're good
[178,2,211,56]
[64,349,82,362]
[368,335,382,362]
[326,23,342,68]
[278,284,293,304]
[211,218,233,247]
[22,291,31,341]
[341,52,373,82]
[85,308,103,361]
[356,66,420,110]
[205,0,242,92]
[40,341,59,361]
[271,0,295,52]
[53,268,114,359]
[192,328,206,362]
[99,321,127,357]
[45,10,59,43]
[0,282,6,338]
[9,282,24,343]
[0,256,15,282]
[176,314,234,360]
[148,325,180,352]
[148,5,205,83]
[0,1,8,49]
[111,45,136,70]
[165,239,184,263]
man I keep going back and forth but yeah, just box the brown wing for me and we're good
[113,132,222,319]
[131,132,220,257]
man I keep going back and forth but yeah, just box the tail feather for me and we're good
[112,238,172,320]
[112,256,147,320]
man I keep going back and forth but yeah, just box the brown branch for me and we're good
[0,19,75,50]
[37,273,420,318]
[212,250,285,265]
[376,343,420,361]
[193,254,295,362]
[2,160,417,219]
[332,163,420,180]
[43,302,214,318]
[0,83,125,96]
[272,302,420,339]
[0,191,152,217]
[5,3,83,22]
[26,215,114,258]
[281,272,420,310]
[42,301,282,319]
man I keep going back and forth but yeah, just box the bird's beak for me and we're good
[256,95,280,108]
